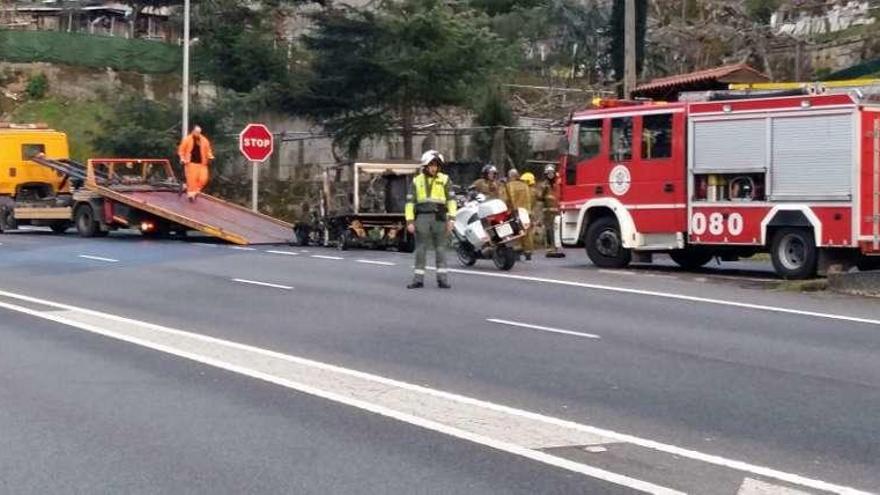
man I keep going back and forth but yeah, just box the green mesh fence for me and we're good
[0,30,181,73]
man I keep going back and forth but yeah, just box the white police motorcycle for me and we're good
[452,189,530,271]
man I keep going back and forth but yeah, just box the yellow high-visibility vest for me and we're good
[405,172,457,221]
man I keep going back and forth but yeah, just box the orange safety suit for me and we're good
[178,133,215,199]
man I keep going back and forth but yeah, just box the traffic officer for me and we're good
[502,169,534,260]
[539,164,565,258]
[471,164,501,199]
[405,150,457,289]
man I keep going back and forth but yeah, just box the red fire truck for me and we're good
[558,90,880,279]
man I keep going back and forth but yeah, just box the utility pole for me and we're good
[181,0,190,138]
[624,0,636,99]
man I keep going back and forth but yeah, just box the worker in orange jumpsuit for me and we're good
[177,125,215,201]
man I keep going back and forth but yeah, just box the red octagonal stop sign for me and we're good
[239,123,274,163]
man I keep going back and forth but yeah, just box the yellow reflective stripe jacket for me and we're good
[405,172,457,221]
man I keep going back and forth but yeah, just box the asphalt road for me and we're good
[1,229,878,494]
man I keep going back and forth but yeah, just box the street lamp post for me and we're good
[181,0,190,138]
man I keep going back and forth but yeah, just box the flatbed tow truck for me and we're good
[0,125,292,245]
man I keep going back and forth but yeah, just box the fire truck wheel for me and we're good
[585,216,631,269]
[669,249,714,270]
[771,228,818,280]
[75,204,99,238]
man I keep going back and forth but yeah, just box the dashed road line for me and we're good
[311,255,344,260]
[356,259,396,266]
[266,250,300,256]
[78,255,119,263]
[487,318,601,340]
[229,246,257,251]
[445,268,880,328]
[192,242,220,248]
[231,278,293,290]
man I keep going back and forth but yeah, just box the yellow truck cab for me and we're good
[0,124,72,232]
[0,124,69,198]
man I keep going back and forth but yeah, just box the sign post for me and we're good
[238,123,274,212]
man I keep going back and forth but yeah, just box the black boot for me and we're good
[407,281,424,289]
[438,280,452,289]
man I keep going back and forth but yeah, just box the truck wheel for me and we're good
[585,217,631,268]
[771,228,818,280]
[0,207,16,233]
[493,245,516,271]
[75,205,99,238]
[50,221,71,234]
[398,234,415,253]
[337,231,351,251]
[669,249,714,270]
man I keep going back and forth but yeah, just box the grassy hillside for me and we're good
[11,98,109,162]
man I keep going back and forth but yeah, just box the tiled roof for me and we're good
[635,64,768,93]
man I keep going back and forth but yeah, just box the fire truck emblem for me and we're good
[609,165,631,196]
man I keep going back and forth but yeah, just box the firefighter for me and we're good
[177,125,215,202]
[405,150,457,289]
[539,164,565,258]
[471,164,501,199]
[502,169,534,260]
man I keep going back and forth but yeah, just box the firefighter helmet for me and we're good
[481,164,498,178]
[521,172,536,186]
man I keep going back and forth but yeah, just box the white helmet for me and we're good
[420,150,445,166]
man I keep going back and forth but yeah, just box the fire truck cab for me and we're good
[559,91,880,279]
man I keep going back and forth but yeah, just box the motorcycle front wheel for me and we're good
[456,242,477,267]
[492,245,516,271]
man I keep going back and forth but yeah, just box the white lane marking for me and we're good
[311,255,344,260]
[0,294,676,495]
[356,259,396,266]
[446,269,880,328]
[230,246,257,251]
[266,250,300,256]
[193,242,219,248]
[231,278,293,290]
[737,478,812,495]
[78,255,118,263]
[487,318,600,340]
[0,287,871,495]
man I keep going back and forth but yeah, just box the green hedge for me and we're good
[823,57,880,81]
[0,30,181,73]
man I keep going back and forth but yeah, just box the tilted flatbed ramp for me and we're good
[100,187,293,245]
